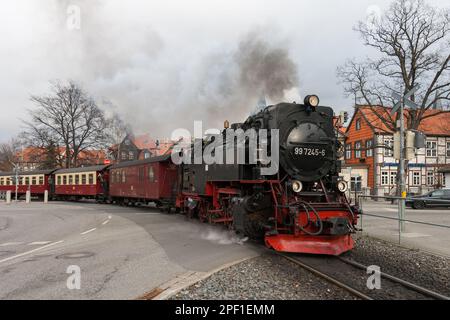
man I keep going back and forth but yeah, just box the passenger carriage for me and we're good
[109,155,178,208]
[53,165,110,201]
[0,170,55,198]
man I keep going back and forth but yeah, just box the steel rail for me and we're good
[278,253,373,300]
[337,256,450,300]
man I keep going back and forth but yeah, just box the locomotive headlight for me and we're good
[292,180,303,193]
[337,181,348,193]
[304,95,320,107]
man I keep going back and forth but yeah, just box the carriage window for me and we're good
[148,166,155,182]
[89,174,94,185]
[39,176,44,185]
[63,176,67,185]
[68,175,73,185]
[122,170,126,183]
[75,175,80,185]
[31,177,37,185]
[0,178,3,185]
[81,174,86,185]
[25,177,30,185]
[57,176,61,185]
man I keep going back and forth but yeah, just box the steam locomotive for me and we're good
[0,95,359,255]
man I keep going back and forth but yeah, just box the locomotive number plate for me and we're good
[293,147,326,157]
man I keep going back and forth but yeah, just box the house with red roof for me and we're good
[109,134,174,163]
[342,105,450,196]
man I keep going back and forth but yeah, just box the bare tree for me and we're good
[0,139,20,172]
[22,81,111,168]
[337,0,450,131]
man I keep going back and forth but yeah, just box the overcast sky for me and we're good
[1,0,448,142]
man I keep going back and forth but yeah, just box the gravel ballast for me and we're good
[170,234,449,300]
[171,253,356,300]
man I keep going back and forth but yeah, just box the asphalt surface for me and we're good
[359,200,450,257]
[0,201,260,299]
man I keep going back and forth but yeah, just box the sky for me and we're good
[0,0,449,142]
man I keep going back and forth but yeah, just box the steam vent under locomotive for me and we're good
[179,95,359,255]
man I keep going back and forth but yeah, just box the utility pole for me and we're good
[391,86,420,232]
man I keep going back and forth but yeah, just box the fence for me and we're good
[357,194,450,244]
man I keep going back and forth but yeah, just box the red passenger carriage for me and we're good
[109,155,178,207]
[0,170,55,198]
[53,165,110,200]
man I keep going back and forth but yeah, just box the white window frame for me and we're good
[446,141,450,157]
[412,172,420,186]
[366,140,373,157]
[381,171,389,185]
[426,141,437,157]
[390,171,397,185]
[384,138,393,157]
[355,119,361,130]
[355,141,362,158]
[427,171,434,186]
[345,144,351,160]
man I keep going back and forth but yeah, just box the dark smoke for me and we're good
[236,33,299,102]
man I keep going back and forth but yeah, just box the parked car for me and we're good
[406,189,450,209]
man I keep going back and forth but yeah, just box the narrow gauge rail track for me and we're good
[278,253,450,300]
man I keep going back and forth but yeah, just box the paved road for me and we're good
[359,200,450,257]
[0,201,260,299]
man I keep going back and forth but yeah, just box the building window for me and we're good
[447,142,450,157]
[148,166,155,182]
[427,171,434,186]
[355,141,362,158]
[366,140,373,157]
[384,138,393,157]
[345,144,352,159]
[355,119,361,130]
[390,171,397,185]
[412,172,420,186]
[121,152,127,160]
[426,141,437,157]
[381,171,389,185]
[443,173,446,186]
[350,176,362,192]
[144,152,150,159]
[129,151,134,160]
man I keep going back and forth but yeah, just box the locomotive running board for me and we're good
[264,234,354,256]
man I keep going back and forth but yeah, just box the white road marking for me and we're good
[80,228,97,235]
[108,215,112,219]
[0,242,24,247]
[28,241,51,246]
[384,208,398,212]
[135,212,160,215]
[399,232,432,238]
[0,240,64,264]
[102,220,109,225]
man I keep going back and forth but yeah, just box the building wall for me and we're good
[342,110,375,192]
[375,134,450,195]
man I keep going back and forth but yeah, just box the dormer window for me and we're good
[355,119,361,131]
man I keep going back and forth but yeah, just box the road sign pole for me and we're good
[398,102,406,232]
